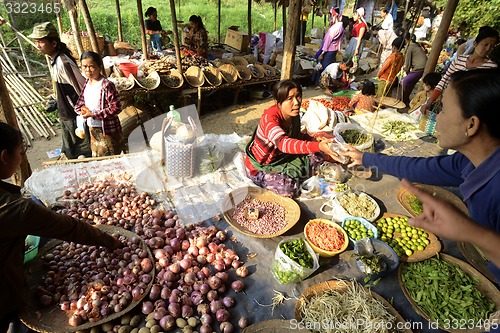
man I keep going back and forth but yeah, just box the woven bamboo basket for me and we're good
[235,65,252,81]
[244,54,258,64]
[248,64,265,79]
[61,32,105,58]
[261,64,277,77]
[218,63,238,83]
[202,66,223,86]
[184,66,205,87]
[160,69,184,89]
[231,55,249,66]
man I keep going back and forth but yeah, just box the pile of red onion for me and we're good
[53,177,250,331]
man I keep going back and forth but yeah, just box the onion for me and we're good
[190,291,204,305]
[161,287,171,300]
[142,301,154,314]
[182,304,194,318]
[215,272,229,283]
[199,283,210,295]
[197,303,210,315]
[159,315,175,331]
[168,302,181,318]
[231,280,245,293]
[169,262,181,274]
[153,306,168,320]
[149,284,161,301]
[208,276,222,290]
[206,290,218,302]
[220,321,234,333]
[216,230,227,241]
[207,242,218,253]
[141,258,153,273]
[184,272,196,286]
[238,317,249,328]
[199,324,213,333]
[222,296,235,308]
[236,266,249,277]
[216,309,230,322]
[179,259,192,271]
[210,300,223,314]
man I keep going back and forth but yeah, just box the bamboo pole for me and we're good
[169,0,183,73]
[282,3,287,41]
[0,62,31,185]
[217,0,221,43]
[423,0,459,76]
[65,0,84,56]
[79,0,100,54]
[247,0,252,41]
[136,0,148,60]
[56,10,64,36]
[281,0,300,80]
[273,2,277,31]
[7,13,33,77]
[115,0,123,42]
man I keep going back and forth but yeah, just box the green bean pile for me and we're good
[381,121,416,141]
[401,256,495,325]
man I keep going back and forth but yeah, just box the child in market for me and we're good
[408,72,442,121]
[376,37,404,97]
[74,51,124,157]
[348,79,376,113]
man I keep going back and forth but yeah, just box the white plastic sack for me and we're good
[310,27,325,39]
[301,100,349,135]
[300,176,322,198]
[334,123,374,151]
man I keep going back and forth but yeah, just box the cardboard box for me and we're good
[275,54,313,75]
[225,26,249,52]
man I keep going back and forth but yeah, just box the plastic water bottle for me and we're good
[167,105,181,122]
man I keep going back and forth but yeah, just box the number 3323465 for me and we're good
[5,1,61,14]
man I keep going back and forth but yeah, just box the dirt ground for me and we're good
[25,87,326,171]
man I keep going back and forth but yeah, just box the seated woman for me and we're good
[144,7,172,52]
[183,15,208,58]
[341,69,500,282]
[348,79,376,113]
[245,80,339,198]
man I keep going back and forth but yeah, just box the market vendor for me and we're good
[345,7,367,57]
[144,7,172,52]
[0,122,121,331]
[245,80,340,198]
[183,15,208,58]
[341,69,500,282]
[420,27,498,114]
[30,22,91,159]
[319,59,354,95]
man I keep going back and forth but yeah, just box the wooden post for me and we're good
[217,0,221,43]
[247,0,252,41]
[282,3,287,42]
[273,1,277,31]
[115,0,124,42]
[169,0,183,73]
[0,62,31,185]
[79,0,100,54]
[424,0,459,76]
[65,0,84,56]
[136,0,149,60]
[56,10,64,36]
[281,0,300,80]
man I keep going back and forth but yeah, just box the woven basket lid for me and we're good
[184,66,205,87]
[202,66,223,86]
[261,64,277,77]
[218,63,238,83]
[235,65,252,81]
[231,55,249,66]
[160,69,184,89]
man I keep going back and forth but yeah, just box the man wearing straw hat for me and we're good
[29,22,91,159]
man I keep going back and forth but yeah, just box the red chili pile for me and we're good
[49,177,250,332]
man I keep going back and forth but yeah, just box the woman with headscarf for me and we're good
[345,7,367,57]
[312,7,344,85]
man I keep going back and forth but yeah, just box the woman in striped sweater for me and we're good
[420,27,498,114]
[245,80,339,197]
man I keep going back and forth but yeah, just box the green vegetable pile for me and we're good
[279,238,313,268]
[354,253,385,275]
[382,120,417,141]
[401,256,495,325]
[408,194,423,215]
[377,215,429,257]
[343,219,375,241]
[341,129,370,145]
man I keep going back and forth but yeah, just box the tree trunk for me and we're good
[281,0,301,80]
[424,0,459,76]
[169,0,183,73]
[136,0,148,60]
[79,0,100,54]
[0,63,31,185]
[115,0,123,42]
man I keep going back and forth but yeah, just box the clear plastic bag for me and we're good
[300,176,322,198]
[271,238,320,284]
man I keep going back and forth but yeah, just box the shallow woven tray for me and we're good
[243,320,312,333]
[184,65,205,87]
[374,213,441,262]
[134,71,160,90]
[231,55,249,66]
[235,65,252,81]
[396,184,468,217]
[20,225,154,333]
[218,63,238,83]
[459,242,497,284]
[398,254,500,333]
[109,75,135,91]
[248,64,265,79]
[221,186,301,238]
[202,66,223,86]
[261,64,277,77]
[374,96,406,109]
[160,69,184,88]
[294,280,413,333]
